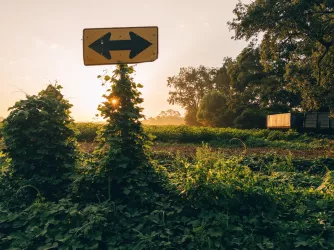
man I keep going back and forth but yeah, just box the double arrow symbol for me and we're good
[88,32,153,60]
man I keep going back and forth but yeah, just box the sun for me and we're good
[111,99,118,105]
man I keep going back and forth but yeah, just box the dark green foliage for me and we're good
[75,122,103,142]
[228,0,334,112]
[225,45,300,111]
[197,91,236,127]
[2,70,334,249]
[234,108,267,129]
[1,84,77,201]
[85,65,168,207]
[2,145,334,249]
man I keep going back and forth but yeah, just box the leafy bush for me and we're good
[2,143,334,249]
[75,122,103,141]
[234,108,267,129]
[1,84,77,201]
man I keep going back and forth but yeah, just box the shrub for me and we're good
[1,84,77,201]
[234,108,267,129]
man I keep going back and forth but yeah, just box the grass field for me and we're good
[2,123,334,249]
[75,122,334,158]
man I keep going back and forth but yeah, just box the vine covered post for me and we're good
[96,64,155,203]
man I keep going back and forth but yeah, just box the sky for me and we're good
[0,0,250,121]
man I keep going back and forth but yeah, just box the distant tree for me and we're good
[143,109,185,125]
[197,91,236,127]
[158,109,181,118]
[228,0,334,112]
[167,65,224,126]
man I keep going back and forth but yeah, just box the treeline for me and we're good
[167,1,334,128]
[142,109,185,125]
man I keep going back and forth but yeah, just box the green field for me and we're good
[2,123,334,249]
[75,122,333,153]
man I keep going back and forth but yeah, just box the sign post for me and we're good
[83,26,158,66]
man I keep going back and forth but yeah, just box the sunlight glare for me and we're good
[111,98,118,105]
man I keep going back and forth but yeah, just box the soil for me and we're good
[78,142,334,159]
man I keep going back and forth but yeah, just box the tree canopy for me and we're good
[228,0,334,112]
[167,65,227,125]
[197,91,235,127]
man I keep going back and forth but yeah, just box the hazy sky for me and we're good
[0,0,250,121]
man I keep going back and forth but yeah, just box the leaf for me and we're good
[295,241,310,247]
[88,243,99,249]
[38,242,58,250]
[23,111,29,118]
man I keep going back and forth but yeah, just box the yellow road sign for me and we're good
[83,26,158,65]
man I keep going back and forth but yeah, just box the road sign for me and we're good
[83,26,158,65]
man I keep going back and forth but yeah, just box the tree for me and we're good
[167,65,225,126]
[225,44,301,112]
[184,107,202,126]
[228,0,334,112]
[158,109,181,118]
[197,91,236,127]
[143,109,184,125]
[2,84,77,201]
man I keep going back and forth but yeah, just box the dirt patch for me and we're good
[78,142,333,159]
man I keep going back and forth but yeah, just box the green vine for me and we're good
[94,64,159,204]
[2,84,77,201]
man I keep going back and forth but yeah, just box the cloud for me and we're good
[203,22,210,27]
[179,24,185,29]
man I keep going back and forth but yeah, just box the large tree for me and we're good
[228,0,334,112]
[167,65,227,126]
[197,91,236,127]
[225,44,301,112]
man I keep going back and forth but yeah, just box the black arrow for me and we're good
[88,32,153,60]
